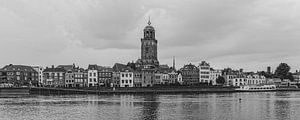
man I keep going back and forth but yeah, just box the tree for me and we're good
[259,71,273,78]
[216,76,225,85]
[286,72,295,81]
[275,63,291,80]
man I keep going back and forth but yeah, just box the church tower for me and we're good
[140,18,159,68]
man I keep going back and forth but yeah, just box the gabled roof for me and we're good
[157,64,172,74]
[199,61,210,66]
[43,67,66,72]
[87,64,113,72]
[1,64,37,72]
[57,64,75,71]
[180,63,199,71]
[88,64,98,70]
[113,63,133,72]
[98,66,113,72]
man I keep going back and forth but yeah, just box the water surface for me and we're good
[1,92,300,120]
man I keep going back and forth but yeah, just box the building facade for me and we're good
[65,69,75,87]
[133,71,142,87]
[199,61,210,84]
[87,65,98,87]
[210,69,222,85]
[168,70,178,84]
[120,70,134,87]
[74,69,86,88]
[98,67,113,87]
[0,64,38,86]
[179,63,199,85]
[139,19,159,68]
[32,66,44,86]
[112,72,120,87]
[43,66,65,87]
[246,74,266,85]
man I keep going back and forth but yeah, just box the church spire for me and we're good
[148,16,151,25]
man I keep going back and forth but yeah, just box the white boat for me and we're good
[235,85,276,92]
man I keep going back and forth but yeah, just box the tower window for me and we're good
[145,47,149,53]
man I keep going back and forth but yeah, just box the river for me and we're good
[1,92,300,120]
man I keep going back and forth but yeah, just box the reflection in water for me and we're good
[140,94,159,120]
[1,92,300,120]
[274,92,290,120]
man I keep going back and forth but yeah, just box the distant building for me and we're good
[87,64,98,87]
[141,69,155,87]
[112,72,120,87]
[134,19,159,87]
[133,71,142,87]
[43,66,66,87]
[136,19,159,68]
[32,66,44,86]
[223,68,245,86]
[98,66,113,87]
[246,74,266,85]
[210,68,222,85]
[57,64,77,88]
[179,63,199,85]
[199,61,210,84]
[168,70,178,84]
[113,63,134,87]
[154,73,163,85]
[120,70,134,87]
[292,71,300,82]
[230,75,247,86]
[74,69,87,88]
[0,64,38,86]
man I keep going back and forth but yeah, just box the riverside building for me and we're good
[199,61,211,84]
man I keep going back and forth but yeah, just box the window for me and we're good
[125,74,128,77]
[122,74,124,77]
[126,80,128,83]
[94,78,96,82]
[129,74,132,77]
[93,73,96,77]
[89,73,92,76]
[129,80,132,83]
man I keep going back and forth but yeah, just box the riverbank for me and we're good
[0,87,30,97]
[30,87,236,95]
[28,86,300,95]
[2,87,300,96]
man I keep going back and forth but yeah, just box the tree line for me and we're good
[216,63,295,85]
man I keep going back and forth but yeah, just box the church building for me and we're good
[136,19,160,87]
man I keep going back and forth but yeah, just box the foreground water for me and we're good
[1,92,300,120]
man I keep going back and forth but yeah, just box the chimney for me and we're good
[52,65,54,68]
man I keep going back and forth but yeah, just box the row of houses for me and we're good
[2,62,299,88]
[178,61,269,87]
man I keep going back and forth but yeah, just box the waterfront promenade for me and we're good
[29,86,300,95]
[30,86,236,95]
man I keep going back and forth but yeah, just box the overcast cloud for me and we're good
[0,0,300,72]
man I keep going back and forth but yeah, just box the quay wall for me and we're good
[29,87,300,95]
[30,87,236,95]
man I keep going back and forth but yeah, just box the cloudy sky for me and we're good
[0,0,300,72]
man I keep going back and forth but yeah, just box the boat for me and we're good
[235,85,276,92]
